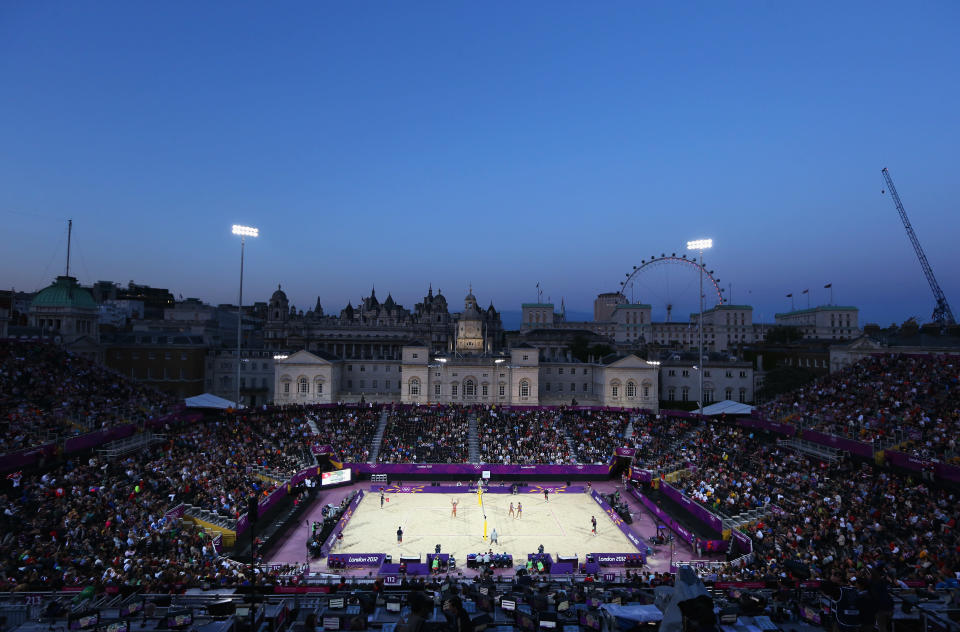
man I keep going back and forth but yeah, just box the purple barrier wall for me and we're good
[372,484,585,494]
[737,417,796,436]
[627,486,693,544]
[659,482,724,534]
[630,469,653,483]
[327,553,385,568]
[349,462,609,476]
[885,451,960,484]
[164,504,187,521]
[731,529,752,556]
[800,430,873,458]
[589,490,649,556]
[320,491,364,557]
[0,443,58,473]
[64,424,136,453]
[589,553,646,567]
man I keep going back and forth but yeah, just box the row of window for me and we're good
[664,387,749,402]
[116,351,191,361]
[544,383,592,393]
[666,369,749,378]
[410,378,524,398]
[542,367,591,375]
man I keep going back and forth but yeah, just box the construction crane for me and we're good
[881,167,956,327]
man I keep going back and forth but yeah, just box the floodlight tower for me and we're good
[686,239,713,419]
[232,225,259,408]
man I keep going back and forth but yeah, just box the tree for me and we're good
[568,335,615,363]
[764,326,804,344]
[758,366,818,402]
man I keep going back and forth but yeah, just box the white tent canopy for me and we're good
[184,393,236,409]
[699,400,754,416]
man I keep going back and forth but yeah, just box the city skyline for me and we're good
[2,2,958,328]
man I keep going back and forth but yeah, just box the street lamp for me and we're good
[686,238,712,419]
[232,224,259,408]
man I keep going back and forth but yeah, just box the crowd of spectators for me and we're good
[629,414,695,470]
[0,341,174,454]
[659,423,960,588]
[477,409,572,464]
[305,407,382,463]
[761,353,960,461]
[378,409,469,463]
[559,410,631,464]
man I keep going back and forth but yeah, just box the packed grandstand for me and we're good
[1,340,958,631]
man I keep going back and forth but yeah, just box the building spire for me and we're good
[65,219,73,277]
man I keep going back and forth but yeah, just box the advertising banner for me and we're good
[326,554,385,568]
[349,462,609,476]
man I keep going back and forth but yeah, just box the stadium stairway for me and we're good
[624,416,636,441]
[367,409,390,463]
[562,425,578,458]
[468,411,480,462]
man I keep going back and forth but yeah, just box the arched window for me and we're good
[739,388,747,403]
[725,388,733,400]
[681,386,689,401]
[409,377,421,396]
[519,380,530,398]
[642,384,650,399]
[626,381,637,398]
[464,379,476,397]
[610,381,620,398]
[298,377,309,394]
[314,378,324,395]
[667,387,676,401]
[498,383,506,397]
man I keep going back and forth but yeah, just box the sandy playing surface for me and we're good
[335,490,639,562]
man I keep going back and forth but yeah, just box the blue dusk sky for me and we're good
[1,2,958,327]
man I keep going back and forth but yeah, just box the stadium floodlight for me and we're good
[437,358,447,363]
[273,354,288,360]
[232,224,259,237]
[687,238,713,420]
[232,224,259,408]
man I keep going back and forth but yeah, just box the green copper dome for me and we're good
[31,276,98,310]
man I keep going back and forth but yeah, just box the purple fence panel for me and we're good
[800,430,873,458]
[626,486,694,544]
[0,443,58,473]
[590,553,646,567]
[589,490,649,556]
[350,463,610,476]
[660,482,723,533]
[327,553,385,568]
[935,462,960,484]
[164,504,187,521]
[64,424,136,453]
[737,417,796,436]
[630,469,652,483]
[320,491,364,557]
